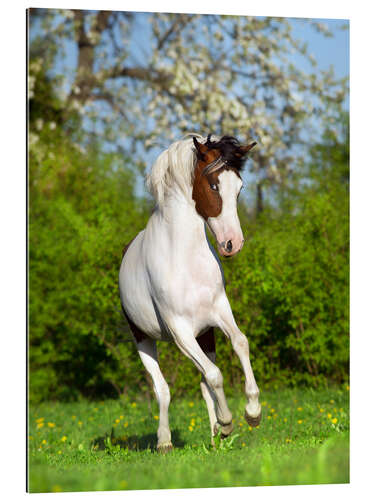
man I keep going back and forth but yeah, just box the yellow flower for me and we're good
[330,399,334,404]
[346,385,350,391]
[131,402,137,408]
[154,415,159,420]
[47,422,55,428]
[188,402,194,407]
[273,413,277,418]
[327,413,332,419]
[190,419,195,426]
[52,485,62,493]
[270,408,275,413]
[120,415,124,420]
[78,421,83,426]
[297,420,303,424]
[72,415,76,420]
[286,438,291,443]
[297,407,303,412]
[123,422,128,428]
[320,408,325,413]
[239,422,243,427]
[284,418,287,423]
[37,423,44,429]
[267,415,271,420]
[41,439,47,445]
[331,418,338,424]
[61,436,67,442]
[188,426,193,432]
[35,417,44,423]
[261,401,267,406]
[115,419,120,424]
[242,442,246,447]
[57,450,62,455]
[248,426,253,431]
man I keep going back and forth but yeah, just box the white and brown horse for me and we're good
[119,134,261,452]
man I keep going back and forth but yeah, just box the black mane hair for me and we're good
[205,134,248,171]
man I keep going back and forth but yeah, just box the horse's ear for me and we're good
[193,137,207,161]
[239,142,257,155]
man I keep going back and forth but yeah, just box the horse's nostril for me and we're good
[226,240,232,252]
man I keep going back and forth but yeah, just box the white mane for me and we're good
[146,133,221,205]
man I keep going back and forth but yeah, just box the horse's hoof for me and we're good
[245,409,262,427]
[214,420,233,438]
[157,442,173,454]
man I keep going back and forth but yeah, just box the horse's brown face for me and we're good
[192,136,256,257]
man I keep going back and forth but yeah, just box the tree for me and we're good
[29,9,348,213]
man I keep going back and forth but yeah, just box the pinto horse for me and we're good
[119,134,261,452]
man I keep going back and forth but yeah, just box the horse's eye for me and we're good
[210,183,218,191]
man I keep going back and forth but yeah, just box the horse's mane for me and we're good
[146,133,211,205]
[146,133,247,205]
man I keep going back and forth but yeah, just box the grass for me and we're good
[28,386,349,493]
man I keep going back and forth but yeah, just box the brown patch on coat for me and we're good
[121,234,147,343]
[192,144,224,220]
[197,327,216,354]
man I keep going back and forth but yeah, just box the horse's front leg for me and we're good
[169,318,233,436]
[215,293,262,427]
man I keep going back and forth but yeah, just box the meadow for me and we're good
[28,386,349,493]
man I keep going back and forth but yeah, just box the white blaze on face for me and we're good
[207,170,244,256]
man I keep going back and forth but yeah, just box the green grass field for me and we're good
[28,386,349,493]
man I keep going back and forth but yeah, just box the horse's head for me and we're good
[192,135,256,257]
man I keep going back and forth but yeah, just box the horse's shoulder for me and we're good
[122,231,143,258]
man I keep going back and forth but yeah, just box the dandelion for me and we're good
[37,423,44,429]
[270,408,275,413]
[242,442,246,447]
[41,439,47,445]
[120,415,124,420]
[47,422,55,428]
[346,385,350,391]
[327,413,332,419]
[273,413,277,418]
[131,402,137,408]
[61,436,67,442]
[320,408,325,413]
[330,400,334,404]
[36,417,44,423]
[78,421,83,426]
[115,419,120,424]
[297,420,303,424]
[57,450,62,455]
[261,401,267,407]
[188,426,193,432]
[188,402,194,407]
[267,415,271,420]
[154,415,159,420]
[248,426,253,431]
[284,418,287,423]
[239,422,243,427]
[123,422,128,428]
[286,438,291,443]
[72,415,76,420]
[297,407,303,412]
[331,418,338,425]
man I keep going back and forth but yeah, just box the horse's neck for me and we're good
[150,195,207,253]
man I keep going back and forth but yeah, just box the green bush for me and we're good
[29,73,349,401]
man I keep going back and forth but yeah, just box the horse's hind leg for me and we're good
[136,336,172,453]
[197,329,232,444]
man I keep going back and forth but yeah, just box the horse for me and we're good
[119,134,261,453]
